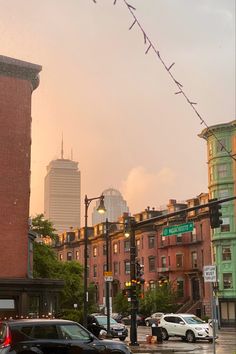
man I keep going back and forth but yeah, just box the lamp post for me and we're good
[125,216,139,346]
[83,194,106,328]
[105,218,111,337]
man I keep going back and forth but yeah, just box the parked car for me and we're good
[144,312,164,326]
[87,314,128,341]
[111,313,123,323]
[121,314,146,326]
[0,318,132,354]
[160,313,214,343]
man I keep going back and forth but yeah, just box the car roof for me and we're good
[1,319,76,326]
[163,313,195,317]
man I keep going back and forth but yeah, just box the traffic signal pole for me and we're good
[129,217,139,346]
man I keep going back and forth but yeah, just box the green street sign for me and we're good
[162,222,194,236]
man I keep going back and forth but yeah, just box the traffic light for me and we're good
[136,261,145,284]
[209,199,223,229]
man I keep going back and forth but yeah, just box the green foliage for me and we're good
[113,291,130,315]
[57,309,83,324]
[33,243,83,312]
[33,242,60,278]
[32,213,57,239]
[139,283,178,316]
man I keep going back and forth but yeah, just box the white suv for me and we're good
[160,314,213,343]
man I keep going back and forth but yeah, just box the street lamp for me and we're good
[125,216,139,346]
[83,194,106,328]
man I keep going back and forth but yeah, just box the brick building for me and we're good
[55,194,212,317]
[0,56,63,318]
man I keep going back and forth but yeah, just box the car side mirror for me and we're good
[179,321,185,325]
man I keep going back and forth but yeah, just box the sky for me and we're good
[1,0,235,222]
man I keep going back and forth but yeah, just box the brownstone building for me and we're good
[55,194,212,317]
[0,56,63,318]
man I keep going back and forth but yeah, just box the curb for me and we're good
[129,342,201,353]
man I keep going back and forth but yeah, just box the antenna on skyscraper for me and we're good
[61,133,64,159]
[71,149,73,161]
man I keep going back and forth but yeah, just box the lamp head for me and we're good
[97,195,106,214]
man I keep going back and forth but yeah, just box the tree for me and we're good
[31,213,57,239]
[33,242,92,323]
[113,291,130,315]
[139,282,178,315]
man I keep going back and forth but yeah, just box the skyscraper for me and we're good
[92,188,129,225]
[44,145,81,233]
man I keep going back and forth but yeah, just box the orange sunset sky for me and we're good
[0,0,235,223]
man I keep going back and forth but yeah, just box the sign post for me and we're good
[203,265,217,354]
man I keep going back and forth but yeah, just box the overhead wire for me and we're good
[93,0,236,161]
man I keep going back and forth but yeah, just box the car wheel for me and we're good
[186,330,196,343]
[145,320,150,327]
[119,336,126,341]
[161,328,169,341]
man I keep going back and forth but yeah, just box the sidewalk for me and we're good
[129,341,201,353]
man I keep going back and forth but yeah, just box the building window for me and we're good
[191,227,197,242]
[222,246,231,261]
[93,246,98,257]
[93,265,97,277]
[219,189,229,199]
[217,164,228,178]
[148,256,155,272]
[103,244,106,256]
[103,263,107,272]
[191,252,197,268]
[176,234,182,243]
[176,254,183,268]
[114,262,119,275]
[124,261,130,274]
[210,166,214,181]
[221,217,230,232]
[149,281,156,290]
[59,254,63,261]
[67,252,72,261]
[148,235,155,248]
[136,239,140,251]
[124,240,130,252]
[177,279,184,298]
[223,273,232,289]
[113,243,118,254]
[208,142,213,156]
[216,138,226,153]
[75,251,79,260]
[161,256,167,268]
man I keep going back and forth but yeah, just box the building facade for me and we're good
[0,55,63,319]
[92,188,129,226]
[55,196,212,317]
[200,120,236,326]
[44,157,81,233]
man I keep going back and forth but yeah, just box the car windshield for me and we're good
[96,317,117,325]
[183,316,205,324]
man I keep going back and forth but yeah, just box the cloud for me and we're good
[121,166,176,214]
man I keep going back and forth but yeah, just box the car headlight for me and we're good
[194,326,203,330]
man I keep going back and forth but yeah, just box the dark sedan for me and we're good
[0,318,131,354]
[121,314,146,326]
[87,315,128,341]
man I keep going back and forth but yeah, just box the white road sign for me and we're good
[203,265,217,282]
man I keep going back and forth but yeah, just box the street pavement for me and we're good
[120,326,236,354]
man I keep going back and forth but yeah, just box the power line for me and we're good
[93,0,236,161]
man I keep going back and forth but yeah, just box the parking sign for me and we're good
[203,265,217,282]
